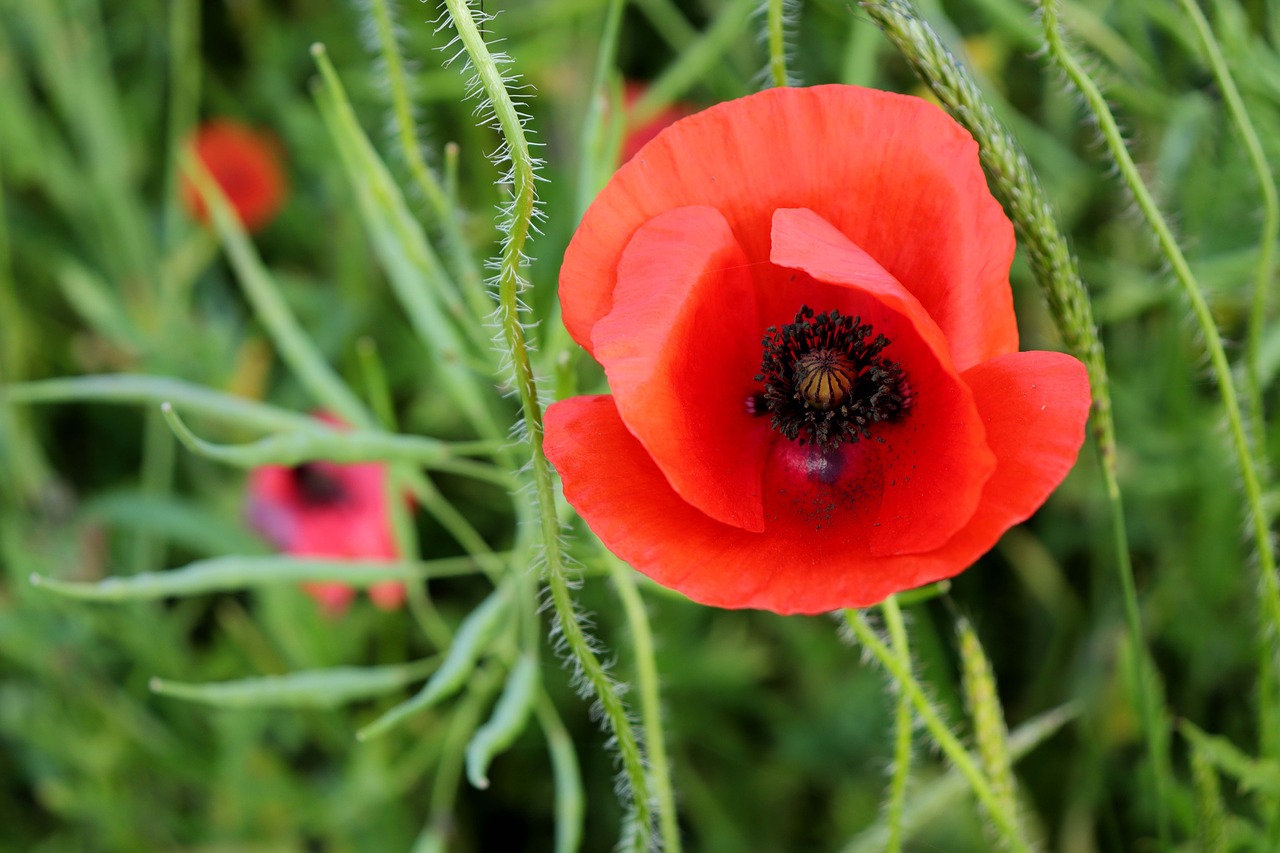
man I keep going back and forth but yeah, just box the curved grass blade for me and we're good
[150,658,439,709]
[160,402,512,487]
[358,584,510,741]
[29,554,487,601]
[465,653,539,789]
[536,691,585,853]
[4,374,316,433]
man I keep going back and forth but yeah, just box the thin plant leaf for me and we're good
[358,584,510,741]
[536,692,585,853]
[3,374,319,433]
[150,658,439,709]
[465,653,539,789]
[159,402,512,487]
[29,555,486,601]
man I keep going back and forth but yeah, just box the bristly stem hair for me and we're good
[764,0,792,88]
[438,2,656,847]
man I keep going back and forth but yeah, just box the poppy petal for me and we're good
[936,350,1092,556]
[591,206,769,531]
[546,395,934,613]
[561,85,1016,370]
[369,581,408,610]
[766,207,997,555]
[545,349,1088,616]
[303,582,358,616]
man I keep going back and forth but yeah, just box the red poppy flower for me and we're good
[543,85,1091,615]
[183,120,287,233]
[621,82,692,163]
[246,419,405,615]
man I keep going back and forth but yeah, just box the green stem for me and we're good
[415,665,502,852]
[609,559,682,853]
[354,337,454,649]
[766,0,789,87]
[439,5,652,844]
[130,407,176,574]
[1177,0,1276,473]
[573,0,626,222]
[880,597,913,853]
[365,0,490,322]
[844,610,1031,853]
[161,0,199,254]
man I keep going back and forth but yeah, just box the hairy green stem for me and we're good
[766,0,789,87]
[1177,0,1276,467]
[845,610,1031,852]
[440,3,653,846]
[955,615,1020,845]
[610,559,682,852]
[880,597,913,853]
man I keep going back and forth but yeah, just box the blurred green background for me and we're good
[2,0,1279,850]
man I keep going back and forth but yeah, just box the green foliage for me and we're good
[1,0,1279,850]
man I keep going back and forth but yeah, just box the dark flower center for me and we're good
[291,463,347,507]
[753,305,912,450]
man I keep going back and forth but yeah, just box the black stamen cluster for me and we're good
[292,463,347,506]
[755,305,912,450]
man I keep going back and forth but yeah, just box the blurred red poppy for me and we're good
[246,419,405,615]
[620,82,691,163]
[183,120,286,233]
[544,85,1091,614]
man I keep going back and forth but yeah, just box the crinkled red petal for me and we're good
[561,85,1016,370]
[544,349,1088,613]
[592,205,769,531]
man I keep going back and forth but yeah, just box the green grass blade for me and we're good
[181,151,372,428]
[4,375,324,433]
[29,555,487,601]
[149,659,439,709]
[160,402,511,487]
[465,653,539,789]
[358,584,510,741]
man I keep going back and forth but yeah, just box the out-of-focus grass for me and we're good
[0,0,1277,850]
